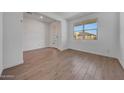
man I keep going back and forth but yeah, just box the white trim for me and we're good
[118,58,124,69]
[67,48,124,69]
[0,68,3,76]
[4,61,24,70]
[69,47,117,58]
[0,12,3,76]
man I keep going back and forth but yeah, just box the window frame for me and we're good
[73,24,84,40]
[73,18,98,40]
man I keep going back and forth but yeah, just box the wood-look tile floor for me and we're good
[2,48,124,80]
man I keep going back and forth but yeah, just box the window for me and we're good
[74,19,97,40]
[74,25,83,40]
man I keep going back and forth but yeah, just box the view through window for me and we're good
[74,19,97,40]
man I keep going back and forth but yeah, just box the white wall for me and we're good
[3,12,23,69]
[61,20,68,50]
[119,12,124,68]
[0,13,3,75]
[68,12,119,58]
[23,16,49,51]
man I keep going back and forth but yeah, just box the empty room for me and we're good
[0,12,124,80]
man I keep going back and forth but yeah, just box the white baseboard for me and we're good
[69,47,117,58]
[68,48,124,69]
[0,68,3,76]
[118,58,124,69]
[59,47,68,51]
[4,61,24,70]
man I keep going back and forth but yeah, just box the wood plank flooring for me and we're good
[2,48,124,80]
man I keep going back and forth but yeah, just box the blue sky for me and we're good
[84,23,97,30]
[74,23,97,35]
[74,25,83,31]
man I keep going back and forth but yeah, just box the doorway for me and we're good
[49,21,61,48]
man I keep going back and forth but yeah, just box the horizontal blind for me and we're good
[80,18,97,25]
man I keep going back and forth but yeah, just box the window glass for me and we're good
[74,25,83,32]
[73,19,97,40]
[84,30,97,40]
[74,25,83,40]
[84,23,97,30]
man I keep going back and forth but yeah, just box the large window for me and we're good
[74,19,97,40]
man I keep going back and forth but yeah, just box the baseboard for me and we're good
[118,58,124,69]
[59,47,68,51]
[0,68,3,76]
[4,61,24,70]
[69,47,117,58]
[23,47,47,52]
